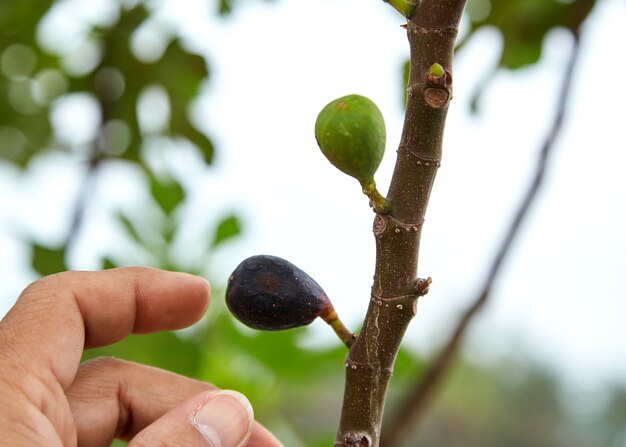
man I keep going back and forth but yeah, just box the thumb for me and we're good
[129,390,254,447]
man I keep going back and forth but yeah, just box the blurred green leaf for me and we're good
[83,330,201,378]
[401,1,598,110]
[149,174,185,216]
[156,39,214,165]
[1,3,214,168]
[218,0,234,16]
[0,1,49,47]
[464,0,596,69]
[101,257,117,270]
[0,1,69,166]
[31,243,66,276]
[117,212,143,244]
[90,8,213,163]
[211,214,242,248]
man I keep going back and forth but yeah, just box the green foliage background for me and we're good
[1,0,625,445]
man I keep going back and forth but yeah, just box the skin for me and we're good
[0,267,283,446]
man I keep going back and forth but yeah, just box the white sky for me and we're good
[1,0,626,394]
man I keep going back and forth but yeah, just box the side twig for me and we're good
[381,30,583,446]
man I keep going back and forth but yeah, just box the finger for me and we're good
[0,267,209,389]
[68,358,283,447]
[130,389,253,447]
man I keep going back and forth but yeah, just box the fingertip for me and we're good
[191,390,254,447]
[172,271,211,312]
[171,271,211,293]
[176,272,211,324]
[127,388,254,447]
[195,274,211,307]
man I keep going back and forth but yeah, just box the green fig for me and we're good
[384,0,418,17]
[429,63,445,78]
[315,94,386,189]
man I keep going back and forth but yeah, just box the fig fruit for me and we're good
[429,63,445,78]
[226,255,355,347]
[384,0,418,17]
[314,94,386,188]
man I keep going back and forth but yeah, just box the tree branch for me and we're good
[65,65,118,252]
[334,2,467,445]
[65,149,103,252]
[380,30,583,447]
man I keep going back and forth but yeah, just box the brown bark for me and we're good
[335,2,467,445]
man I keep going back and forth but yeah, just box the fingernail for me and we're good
[192,390,254,447]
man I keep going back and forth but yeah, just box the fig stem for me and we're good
[322,309,356,348]
[361,181,391,214]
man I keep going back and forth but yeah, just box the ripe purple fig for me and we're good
[226,255,354,347]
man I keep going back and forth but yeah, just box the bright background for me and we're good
[1,0,625,398]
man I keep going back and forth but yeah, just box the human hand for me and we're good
[0,267,283,446]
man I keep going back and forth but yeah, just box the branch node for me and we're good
[415,277,433,296]
[345,358,375,371]
[391,215,425,232]
[408,23,459,38]
[423,87,451,108]
[397,145,442,166]
[373,214,388,237]
[426,64,452,88]
[423,64,453,108]
[371,295,384,307]
[342,432,372,447]
[373,214,426,239]
[371,292,419,317]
